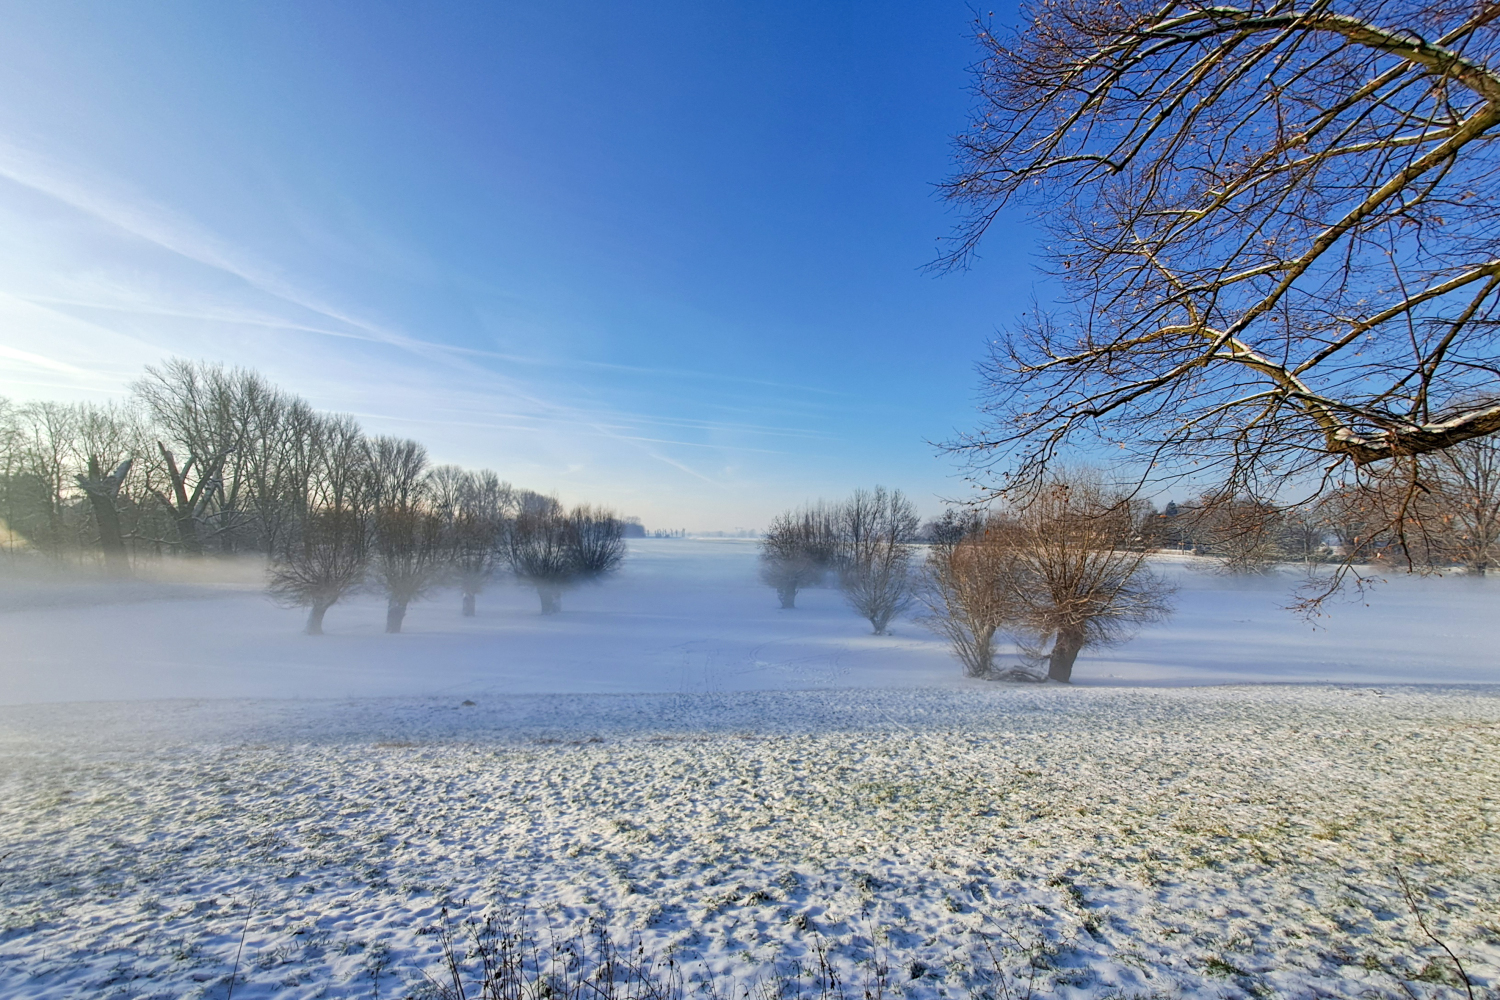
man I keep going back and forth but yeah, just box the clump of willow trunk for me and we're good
[1003,469,1175,684]
[758,502,839,609]
[506,501,626,614]
[919,512,1016,677]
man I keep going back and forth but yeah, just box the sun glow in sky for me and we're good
[0,1,1038,530]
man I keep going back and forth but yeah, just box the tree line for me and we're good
[0,359,626,631]
[766,446,1500,682]
[1147,438,1500,579]
[759,472,1172,683]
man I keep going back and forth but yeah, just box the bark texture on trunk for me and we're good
[777,585,797,609]
[462,592,476,616]
[86,494,128,571]
[386,599,409,633]
[173,514,203,554]
[1047,628,1085,683]
[76,458,132,574]
[538,587,562,614]
[964,628,996,678]
[305,602,331,635]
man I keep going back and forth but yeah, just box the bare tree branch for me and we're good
[941,0,1500,504]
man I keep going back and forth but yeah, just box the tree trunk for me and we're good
[777,584,797,609]
[386,598,408,633]
[1047,628,1085,683]
[462,591,476,616]
[81,488,128,572]
[155,443,225,556]
[538,586,561,614]
[963,628,996,678]
[77,458,132,574]
[93,497,128,572]
[305,602,331,635]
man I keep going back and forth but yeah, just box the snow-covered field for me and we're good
[2,539,1499,704]
[2,541,1498,999]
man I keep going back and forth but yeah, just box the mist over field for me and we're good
[3,544,1500,1000]
[2,541,1499,706]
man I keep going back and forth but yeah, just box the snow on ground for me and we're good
[1,541,1499,999]
[2,539,1499,705]
[2,687,1498,1000]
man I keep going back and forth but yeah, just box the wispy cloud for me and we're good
[15,294,379,342]
[0,141,815,495]
[441,342,848,398]
[0,140,477,367]
[0,342,88,375]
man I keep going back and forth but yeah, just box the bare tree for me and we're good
[940,1,1500,593]
[72,403,141,573]
[269,507,370,634]
[432,466,514,615]
[133,360,263,554]
[5,401,79,557]
[919,510,1017,677]
[569,505,627,579]
[758,502,840,608]
[1414,436,1500,573]
[368,436,443,633]
[507,497,572,614]
[242,389,319,557]
[1003,471,1175,683]
[267,413,371,633]
[838,486,920,633]
[311,414,368,517]
[506,500,626,613]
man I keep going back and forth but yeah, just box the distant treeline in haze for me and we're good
[0,359,630,629]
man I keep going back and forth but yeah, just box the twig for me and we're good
[225,894,256,1000]
[1394,865,1474,1000]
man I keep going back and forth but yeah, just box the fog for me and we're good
[2,538,1497,707]
[6,538,1499,1000]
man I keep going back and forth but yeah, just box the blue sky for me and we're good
[0,1,1041,530]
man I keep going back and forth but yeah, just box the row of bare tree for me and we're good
[268,435,625,633]
[1,360,369,562]
[763,474,1172,682]
[1156,438,1500,579]
[923,472,1173,682]
[0,359,628,632]
[759,487,922,633]
[765,450,1500,681]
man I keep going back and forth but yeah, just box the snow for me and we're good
[2,539,1499,705]
[1,539,1498,999]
